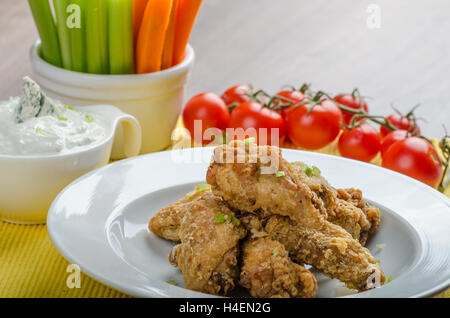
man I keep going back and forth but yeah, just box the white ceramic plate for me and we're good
[47,147,450,298]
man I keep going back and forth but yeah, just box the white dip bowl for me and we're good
[0,105,141,224]
[30,40,195,154]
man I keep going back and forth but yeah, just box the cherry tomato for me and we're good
[382,137,443,188]
[338,124,381,162]
[380,114,421,138]
[333,94,369,126]
[380,130,409,156]
[183,92,230,144]
[285,99,343,150]
[221,85,252,107]
[273,90,306,119]
[228,101,285,146]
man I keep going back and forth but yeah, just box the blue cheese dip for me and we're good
[0,77,107,155]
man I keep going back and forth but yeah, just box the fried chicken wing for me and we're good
[240,236,317,298]
[206,141,327,230]
[265,215,383,290]
[166,190,247,295]
[290,162,380,245]
[149,192,194,242]
[206,140,384,290]
[337,188,381,237]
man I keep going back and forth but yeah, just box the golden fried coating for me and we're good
[265,215,384,290]
[149,141,385,296]
[290,162,380,245]
[206,141,384,290]
[240,236,317,298]
[149,192,194,242]
[337,188,381,237]
[206,140,327,230]
[150,164,380,247]
[166,191,247,296]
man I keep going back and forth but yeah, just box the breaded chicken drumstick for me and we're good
[150,189,246,295]
[290,162,380,245]
[240,235,317,298]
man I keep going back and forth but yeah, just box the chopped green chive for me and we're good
[185,183,211,199]
[275,171,286,178]
[386,276,392,283]
[231,216,240,227]
[296,162,321,177]
[194,183,211,192]
[65,105,74,110]
[212,133,228,145]
[36,127,49,136]
[185,190,196,199]
[272,249,278,256]
[58,116,68,121]
[299,163,309,171]
[215,213,227,224]
[244,137,255,145]
[312,166,321,176]
[85,114,94,123]
[376,244,386,250]
[376,259,381,264]
[222,133,228,145]
[166,280,177,286]
[215,213,240,227]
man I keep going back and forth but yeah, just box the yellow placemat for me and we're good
[1,121,449,298]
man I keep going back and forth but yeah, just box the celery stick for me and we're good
[68,0,87,72]
[53,0,72,69]
[108,0,134,74]
[86,0,109,74]
[28,0,62,67]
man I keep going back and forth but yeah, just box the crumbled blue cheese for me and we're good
[15,77,55,123]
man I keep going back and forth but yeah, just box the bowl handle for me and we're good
[111,115,142,160]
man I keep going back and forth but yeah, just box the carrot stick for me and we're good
[133,0,149,44]
[172,0,202,66]
[135,0,173,74]
[161,0,179,70]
